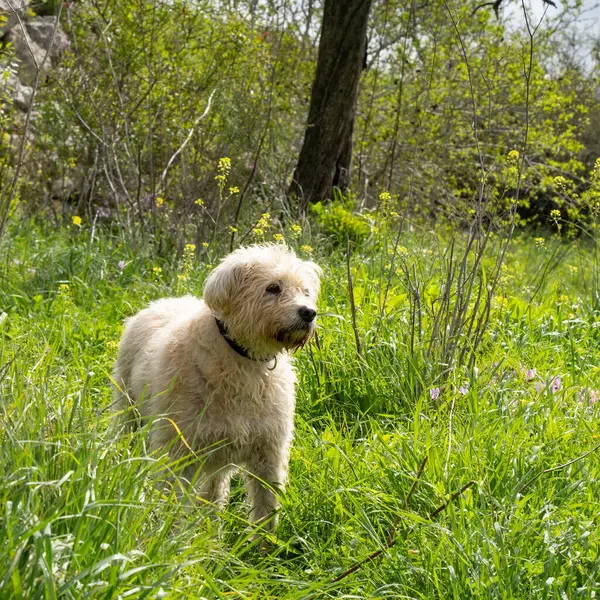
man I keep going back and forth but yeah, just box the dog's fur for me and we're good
[112,244,321,530]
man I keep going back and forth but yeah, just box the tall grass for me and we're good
[1,219,599,598]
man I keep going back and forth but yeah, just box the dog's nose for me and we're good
[298,306,317,323]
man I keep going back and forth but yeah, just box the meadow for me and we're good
[1,218,599,598]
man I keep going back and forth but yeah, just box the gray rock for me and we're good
[51,176,78,199]
[1,65,33,110]
[6,26,46,85]
[0,0,25,33]
[6,17,68,85]
[25,17,69,59]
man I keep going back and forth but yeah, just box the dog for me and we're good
[112,244,321,531]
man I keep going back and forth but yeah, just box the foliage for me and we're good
[311,194,372,243]
[0,0,598,242]
[356,0,596,224]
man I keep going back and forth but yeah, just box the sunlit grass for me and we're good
[1,219,599,598]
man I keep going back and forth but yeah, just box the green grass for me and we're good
[1,220,600,598]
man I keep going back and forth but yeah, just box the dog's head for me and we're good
[204,244,321,359]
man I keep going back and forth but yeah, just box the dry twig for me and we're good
[518,443,600,494]
[330,462,475,585]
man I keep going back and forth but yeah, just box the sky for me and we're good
[507,0,600,35]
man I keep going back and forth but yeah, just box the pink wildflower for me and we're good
[551,377,561,394]
[430,387,440,401]
[458,384,469,396]
[525,368,536,382]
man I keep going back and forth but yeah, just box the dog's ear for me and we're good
[203,260,246,315]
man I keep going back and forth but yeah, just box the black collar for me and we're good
[216,318,252,359]
[215,318,275,364]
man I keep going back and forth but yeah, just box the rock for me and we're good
[51,175,79,200]
[0,0,25,34]
[5,16,68,85]
[1,65,33,110]
[6,26,47,85]
[25,17,69,59]
[0,12,68,111]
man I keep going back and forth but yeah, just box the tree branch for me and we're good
[472,0,556,18]
[156,88,216,196]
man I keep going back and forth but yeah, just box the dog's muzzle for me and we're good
[276,312,317,349]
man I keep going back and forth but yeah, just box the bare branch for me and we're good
[156,88,216,196]
[330,477,475,585]
[472,0,556,18]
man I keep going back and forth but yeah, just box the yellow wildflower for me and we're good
[507,150,520,161]
[185,243,196,252]
[301,245,313,254]
[229,186,240,194]
[229,226,238,233]
[592,158,600,184]
[177,274,186,280]
[202,242,209,248]
[152,266,162,273]
[218,157,231,173]
[291,224,302,236]
[379,191,391,213]
[72,215,82,226]
[273,233,284,242]
[253,213,271,238]
[534,237,545,247]
[195,198,204,207]
[215,157,231,188]
[58,283,70,293]
[553,176,568,189]
[155,197,165,206]
[494,295,508,309]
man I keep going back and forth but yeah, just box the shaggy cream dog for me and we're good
[112,244,321,531]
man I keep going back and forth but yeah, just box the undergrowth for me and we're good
[1,219,599,598]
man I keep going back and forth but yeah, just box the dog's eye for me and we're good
[303,289,310,297]
[266,283,282,295]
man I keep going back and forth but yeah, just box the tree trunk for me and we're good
[289,0,373,211]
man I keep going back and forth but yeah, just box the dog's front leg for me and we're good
[245,445,288,532]
[197,469,232,510]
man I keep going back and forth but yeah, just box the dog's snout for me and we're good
[298,306,317,323]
